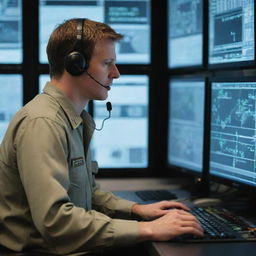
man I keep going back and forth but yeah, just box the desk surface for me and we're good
[147,241,256,256]
[97,177,189,192]
[98,178,256,256]
[2,178,253,256]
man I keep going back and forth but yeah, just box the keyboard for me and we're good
[175,206,256,242]
[135,189,177,201]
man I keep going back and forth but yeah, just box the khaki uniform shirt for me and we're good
[0,82,139,255]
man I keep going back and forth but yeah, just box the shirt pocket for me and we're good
[68,161,87,208]
[69,166,85,188]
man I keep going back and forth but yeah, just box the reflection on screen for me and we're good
[209,0,255,65]
[168,0,203,68]
[92,75,148,168]
[0,75,22,142]
[39,0,150,64]
[210,82,256,187]
[168,79,205,172]
[0,0,22,63]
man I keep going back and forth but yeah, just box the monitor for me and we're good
[209,80,256,188]
[168,78,205,174]
[168,0,203,69]
[208,0,255,66]
[39,0,151,64]
[92,75,149,168]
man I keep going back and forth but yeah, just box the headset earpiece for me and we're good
[64,19,88,76]
[64,51,87,76]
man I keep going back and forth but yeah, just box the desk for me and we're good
[99,178,256,256]
[97,177,189,192]
[146,241,256,256]
[2,178,254,256]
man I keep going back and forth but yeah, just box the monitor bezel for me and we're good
[207,0,256,70]
[167,76,209,182]
[167,0,207,71]
[208,76,256,191]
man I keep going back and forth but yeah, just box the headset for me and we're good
[64,18,88,76]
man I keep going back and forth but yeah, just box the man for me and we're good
[0,18,203,255]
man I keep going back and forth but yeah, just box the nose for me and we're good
[110,64,120,79]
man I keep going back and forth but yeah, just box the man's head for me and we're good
[46,18,123,78]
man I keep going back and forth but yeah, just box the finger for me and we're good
[160,208,192,217]
[179,226,204,237]
[168,201,190,211]
[180,220,204,233]
[159,201,190,211]
[174,209,195,217]
[180,212,203,223]
[175,212,203,227]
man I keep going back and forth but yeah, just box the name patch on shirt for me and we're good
[71,157,84,167]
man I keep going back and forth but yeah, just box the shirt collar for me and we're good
[43,82,84,129]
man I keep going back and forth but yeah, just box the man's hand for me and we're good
[138,209,204,242]
[131,201,190,220]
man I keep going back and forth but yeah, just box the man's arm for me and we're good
[90,160,137,219]
[16,118,139,255]
[92,187,137,219]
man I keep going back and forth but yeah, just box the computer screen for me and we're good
[210,80,256,187]
[92,75,149,168]
[168,78,205,173]
[0,0,22,63]
[168,0,203,68]
[39,0,150,64]
[208,0,255,65]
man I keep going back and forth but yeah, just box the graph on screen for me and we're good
[210,81,256,186]
[209,0,255,65]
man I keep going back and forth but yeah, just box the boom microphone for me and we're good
[95,102,112,131]
[87,72,109,89]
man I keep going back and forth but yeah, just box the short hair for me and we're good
[46,18,123,78]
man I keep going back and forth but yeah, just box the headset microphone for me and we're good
[95,102,112,131]
[106,101,112,111]
[86,72,109,89]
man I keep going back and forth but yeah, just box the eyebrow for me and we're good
[105,58,116,63]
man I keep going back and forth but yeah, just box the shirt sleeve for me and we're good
[92,188,137,219]
[15,117,139,255]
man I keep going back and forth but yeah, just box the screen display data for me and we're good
[0,0,22,63]
[209,0,255,65]
[168,0,203,68]
[0,75,22,143]
[39,0,150,64]
[168,79,205,172]
[210,82,256,187]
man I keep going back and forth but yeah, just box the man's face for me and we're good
[77,38,120,101]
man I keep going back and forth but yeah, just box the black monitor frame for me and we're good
[167,0,207,72]
[207,0,256,70]
[166,76,210,193]
[207,76,256,192]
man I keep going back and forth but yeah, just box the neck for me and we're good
[51,75,88,115]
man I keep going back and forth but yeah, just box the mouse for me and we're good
[192,198,222,207]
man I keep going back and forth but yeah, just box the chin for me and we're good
[95,94,108,101]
